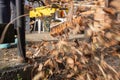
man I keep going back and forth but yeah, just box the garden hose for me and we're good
[0,14,29,43]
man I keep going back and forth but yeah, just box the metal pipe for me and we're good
[16,0,26,61]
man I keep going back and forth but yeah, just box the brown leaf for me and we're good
[38,63,43,71]
[103,8,116,15]
[66,57,74,68]
[44,59,54,68]
[32,71,45,80]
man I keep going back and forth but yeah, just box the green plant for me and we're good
[17,74,23,80]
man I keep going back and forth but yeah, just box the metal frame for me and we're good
[16,0,26,61]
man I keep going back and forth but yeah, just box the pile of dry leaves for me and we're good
[25,0,120,80]
[26,38,120,80]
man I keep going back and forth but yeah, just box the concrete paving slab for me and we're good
[26,32,84,41]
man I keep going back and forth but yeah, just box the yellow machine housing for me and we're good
[29,6,56,18]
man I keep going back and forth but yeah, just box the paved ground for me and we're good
[26,32,85,41]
